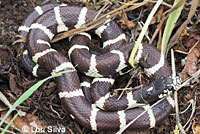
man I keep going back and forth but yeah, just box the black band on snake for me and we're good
[19,3,177,131]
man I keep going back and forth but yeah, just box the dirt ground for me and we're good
[0,0,199,134]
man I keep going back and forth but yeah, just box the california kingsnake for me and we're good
[18,3,177,131]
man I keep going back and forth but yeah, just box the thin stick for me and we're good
[115,98,165,134]
[170,99,193,115]
[117,68,137,100]
[177,69,200,90]
[171,49,186,134]
[183,97,196,129]
[51,1,148,43]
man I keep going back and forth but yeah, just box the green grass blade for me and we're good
[1,113,19,134]
[0,69,74,132]
[128,0,163,67]
[161,0,185,54]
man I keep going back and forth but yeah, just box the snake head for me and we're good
[142,76,175,102]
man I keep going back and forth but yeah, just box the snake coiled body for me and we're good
[19,3,175,131]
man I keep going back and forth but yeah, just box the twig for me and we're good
[117,68,138,100]
[183,97,196,129]
[171,49,186,134]
[0,127,18,134]
[170,99,193,115]
[174,91,186,134]
[115,87,135,91]
[188,40,200,54]
[115,97,165,134]
[176,69,200,91]
[51,1,148,43]
[50,105,64,119]
[171,48,180,130]
[93,1,111,20]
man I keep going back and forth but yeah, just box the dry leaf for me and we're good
[194,124,200,134]
[13,113,46,134]
[179,38,200,80]
[150,6,164,25]
[9,73,21,93]
[13,115,32,134]
[119,11,134,30]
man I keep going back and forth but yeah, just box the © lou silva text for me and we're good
[22,126,66,133]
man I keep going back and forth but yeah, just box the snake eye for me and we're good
[163,76,174,91]
[167,84,174,91]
